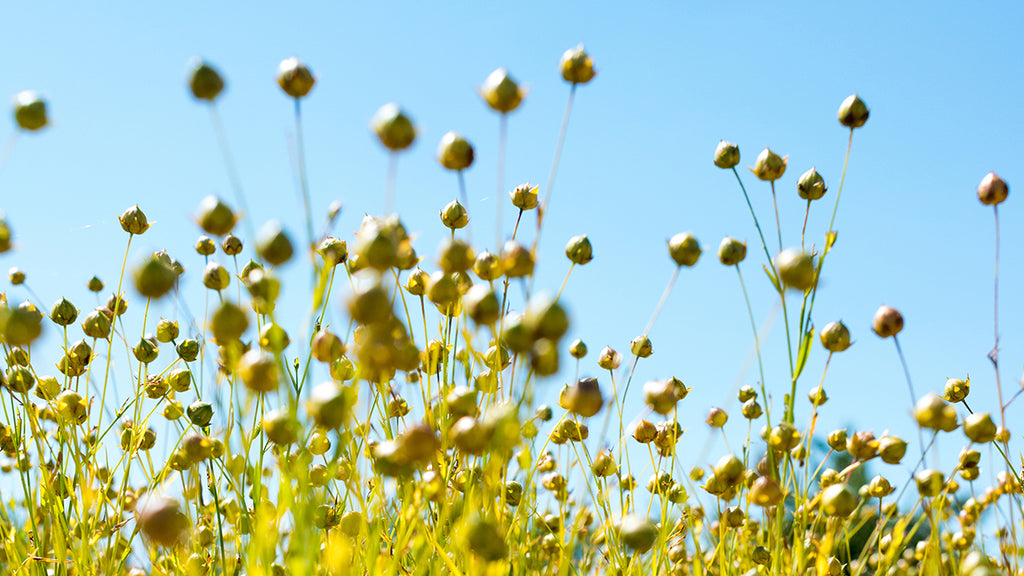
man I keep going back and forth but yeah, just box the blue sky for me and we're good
[2,1,1023,491]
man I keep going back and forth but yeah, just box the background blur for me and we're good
[1,1,1022,491]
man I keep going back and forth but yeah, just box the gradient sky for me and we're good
[2,1,1023,497]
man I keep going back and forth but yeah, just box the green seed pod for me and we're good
[12,91,48,131]
[87,276,104,292]
[165,368,191,393]
[742,399,763,420]
[877,435,907,464]
[560,44,597,84]
[49,297,78,326]
[105,292,128,317]
[176,338,199,362]
[133,336,159,364]
[819,321,852,352]
[775,249,816,292]
[749,475,782,507]
[630,335,653,358]
[446,385,478,420]
[597,346,622,370]
[276,57,315,98]
[618,514,658,552]
[713,454,744,487]
[808,385,829,407]
[243,269,281,315]
[632,419,657,444]
[769,421,801,451]
[202,262,231,291]
[872,305,903,338]
[440,199,470,230]
[914,393,953,431]
[668,232,701,267]
[256,220,294,266]
[119,205,151,235]
[837,94,869,129]
[8,346,29,366]
[750,148,788,182]
[238,350,279,393]
[867,475,894,498]
[964,412,997,444]
[450,416,489,455]
[186,401,213,427]
[371,103,416,151]
[438,238,475,274]
[717,237,747,266]
[210,301,248,343]
[472,251,502,281]
[256,323,289,354]
[561,377,604,418]
[846,430,878,461]
[6,366,34,393]
[187,58,225,101]
[591,449,617,477]
[329,355,356,382]
[569,339,587,359]
[0,301,44,346]
[480,68,525,114]
[262,409,297,445]
[8,268,25,285]
[405,267,429,297]
[944,377,970,403]
[154,318,179,343]
[426,272,460,311]
[134,256,176,299]
[34,375,60,400]
[195,235,216,257]
[565,234,593,265]
[714,140,740,169]
[464,285,500,326]
[915,469,944,497]
[136,496,189,547]
[977,172,1009,206]
[643,379,678,415]
[309,329,343,363]
[307,381,355,429]
[524,292,569,341]
[437,130,474,171]
[509,183,539,211]
[221,234,243,256]
[317,236,348,266]
[827,429,848,451]
[797,167,827,201]
[821,484,858,517]
[56,390,87,423]
[81,308,112,339]
[500,240,534,278]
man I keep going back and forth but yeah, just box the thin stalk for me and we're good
[209,104,255,240]
[535,83,577,250]
[496,114,507,252]
[770,181,783,253]
[457,170,472,245]
[827,129,855,234]
[892,335,924,453]
[731,166,774,267]
[294,98,315,252]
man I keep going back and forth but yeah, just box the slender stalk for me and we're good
[770,181,783,253]
[457,170,472,245]
[294,98,315,252]
[731,167,774,267]
[892,335,924,453]
[209,104,255,240]
[496,114,507,252]
[535,83,577,250]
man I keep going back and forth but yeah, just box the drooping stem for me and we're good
[209,104,255,241]
[294,98,315,253]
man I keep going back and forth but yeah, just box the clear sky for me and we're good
[2,1,1023,490]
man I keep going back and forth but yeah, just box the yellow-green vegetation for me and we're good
[0,46,1019,576]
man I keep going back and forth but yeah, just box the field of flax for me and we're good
[0,46,1019,576]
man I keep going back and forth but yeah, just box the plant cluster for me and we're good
[0,44,1020,576]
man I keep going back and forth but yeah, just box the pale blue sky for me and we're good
[2,1,1023,485]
